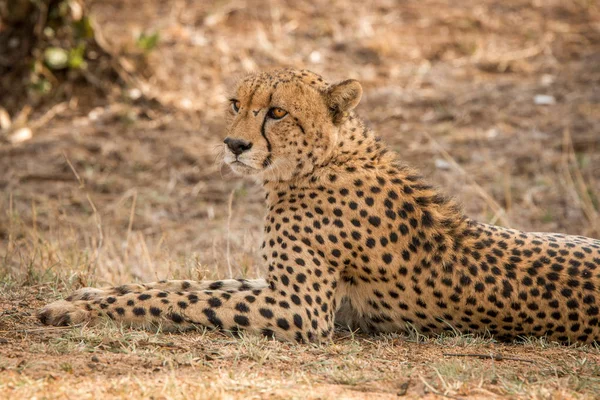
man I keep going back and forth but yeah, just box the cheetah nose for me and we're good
[224,137,253,156]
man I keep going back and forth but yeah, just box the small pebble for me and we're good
[9,127,32,144]
[434,159,451,170]
[309,51,322,63]
[534,94,556,105]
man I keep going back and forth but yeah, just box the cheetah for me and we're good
[39,68,600,344]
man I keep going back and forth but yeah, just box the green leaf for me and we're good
[136,31,160,52]
[68,43,87,69]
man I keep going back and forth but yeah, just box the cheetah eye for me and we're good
[231,100,241,113]
[267,107,288,120]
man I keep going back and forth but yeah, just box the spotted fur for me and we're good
[39,69,600,344]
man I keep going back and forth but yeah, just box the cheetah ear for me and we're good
[325,79,362,125]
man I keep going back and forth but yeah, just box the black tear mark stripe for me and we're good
[261,112,272,152]
[296,122,306,135]
[261,92,274,153]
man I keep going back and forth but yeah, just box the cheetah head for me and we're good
[222,69,362,182]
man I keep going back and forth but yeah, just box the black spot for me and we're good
[399,224,409,236]
[133,307,146,316]
[261,329,276,338]
[421,211,434,227]
[567,299,579,309]
[234,315,250,326]
[368,216,381,227]
[170,313,184,324]
[208,297,222,308]
[293,314,303,329]
[208,281,224,290]
[202,308,223,327]
[277,318,290,330]
[402,250,410,261]
[150,307,161,317]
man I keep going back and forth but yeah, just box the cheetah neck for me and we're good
[326,113,393,169]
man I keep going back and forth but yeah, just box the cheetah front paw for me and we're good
[38,300,93,326]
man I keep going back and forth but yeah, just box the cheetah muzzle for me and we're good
[39,68,600,344]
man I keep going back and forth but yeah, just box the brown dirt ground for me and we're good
[1,0,600,398]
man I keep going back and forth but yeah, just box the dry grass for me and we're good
[3,294,600,399]
[1,0,600,398]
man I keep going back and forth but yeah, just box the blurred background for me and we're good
[1,0,599,288]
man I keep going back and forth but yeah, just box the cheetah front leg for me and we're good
[65,279,268,302]
[39,250,339,342]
